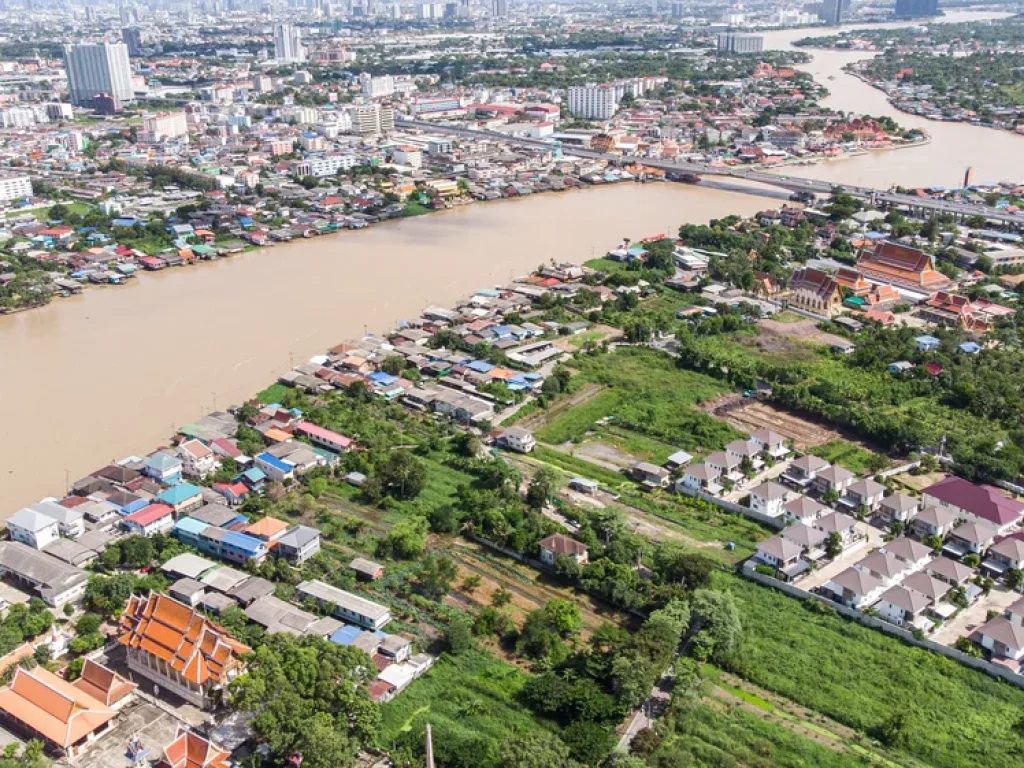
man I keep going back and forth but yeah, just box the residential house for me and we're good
[782,455,830,489]
[119,593,250,709]
[915,335,941,353]
[177,440,218,480]
[983,536,1024,579]
[783,495,827,526]
[275,525,322,566]
[753,535,804,579]
[242,517,291,544]
[876,585,932,629]
[786,267,843,317]
[974,598,1024,666]
[813,465,855,497]
[678,464,722,495]
[922,476,1024,534]
[725,439,763,469]
[295,580,392,630]
[749,481,788,519]
[295,421,356,453]
[123,504,175,537]
[155,483,204,515]
[900,570,951,607]
[823,566,885,608]
[498,427,536,454]
[6,507,60,550]
[910,506,958,540]
[880,537,932,573]
[814,511,858,546]
[840,478,886,513]
[878,493,920,526]
[538,534,590,567]
[254,451,295,483]
[945,521,998,558]
[926,555,975,587]
[751,428,789,459]
[855,551,909,587]
[630,462,671,488]
[32,501,85,539]
[781,523,828,557]
[704,451,744,485]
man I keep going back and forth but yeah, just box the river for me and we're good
[1,10,1021,513]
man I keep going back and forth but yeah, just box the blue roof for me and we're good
[112,217,139,227]
[959,342,981,352]
[330,625,364,646]
[242,467,266,483]
[256,452,292,473]
[221,531,266,555]
[146,452,181,471]
[467,360,494,373]
[367,372,398,386]
[916,335,940,344]
[476,289,500,297]
[492,325,512,336]
[156,483,203,505]
[174,516,210,536]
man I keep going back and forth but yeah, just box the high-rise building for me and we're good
[671,2,685,17]
[274,23,305,62]
[122,27,143,57]
[63,42,134,110]
[491,0,507,16]
[818,0,848,24]
[567,85,618,120]
[717,33,764,54]
[359,72,395,98]
[347,103,394,136]
[894,0,938,17]
[0,174,32,204]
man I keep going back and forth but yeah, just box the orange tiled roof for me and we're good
[119,594,249,687]
[158,727,231,768]
[856,242,950,289]
[71,659,136,707]
[0,667,115,749]
[243,516,290,540]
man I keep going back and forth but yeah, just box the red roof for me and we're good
[59,496,89,508]
[124,503,173,528]
[296,421,355,448]
[924,476,1024,527]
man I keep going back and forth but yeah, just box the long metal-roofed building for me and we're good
[295,579,392,630]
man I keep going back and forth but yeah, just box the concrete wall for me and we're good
[741,563,1024,690]
[676,486,785,530]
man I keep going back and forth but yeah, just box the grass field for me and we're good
[536,348,739,455]
[721,572,1024,768]
[5,201,92,221]
[809,440,884,475]
[379,650,561,767]
[256,382,290,404]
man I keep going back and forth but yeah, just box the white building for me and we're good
[716,33,764,54]
[359,72,395,99]
[347,103,394,136]
[274,23,305,63]
[0,174,32,203]
[392,146,423,168]
[749,481,788,519]
[7,507,60,550]
[177,439,218,479]
[63,42,134,108]
[567,85,618,120]
[498,427,535,454]
[143,111,188,142]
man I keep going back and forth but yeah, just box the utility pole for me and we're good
[425,723,435,768]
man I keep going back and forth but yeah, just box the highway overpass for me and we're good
[396,119,1024,228]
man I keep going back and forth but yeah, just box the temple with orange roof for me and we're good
[119,593,250,709]
[157,726,232,768]
[0,660,132,757]
[855,241,951,292]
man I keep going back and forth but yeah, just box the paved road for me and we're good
[398,119,1024,227]
[617,669,673,752]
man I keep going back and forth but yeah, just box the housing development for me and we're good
[4,4,1024,768]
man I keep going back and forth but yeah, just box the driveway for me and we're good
[797,521,884,592]
[722,457,795,503]
[933,584,1022,645]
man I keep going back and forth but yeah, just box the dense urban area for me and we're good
[2,2,1024,768]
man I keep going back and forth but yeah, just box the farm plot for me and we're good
[701,393,841,450]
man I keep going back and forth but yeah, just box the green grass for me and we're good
[721,572,1024,768]
[379,650,560,767]
[567,330,607,349]
[5,201,92,221]
[772,310,806,323]
[402,201,434,217]
[654,702,874,768]
[530,445,627,488]
[537,348,739,454]
[810,440,883,475]
[583,257,632,273]
[393,453,478,517]
[257,382,290,405]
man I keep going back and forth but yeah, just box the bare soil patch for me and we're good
[701,394,841,450]
[757,317,850,348]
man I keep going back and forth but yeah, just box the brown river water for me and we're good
[0,10,1020,512]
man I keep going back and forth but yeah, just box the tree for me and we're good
[461,574,482,592]
[654,545,714,590]
[1006,568,1024,590]
[542,599,583,637]
[444,615,474,654]
[380,356,405,376]
[427,504,463,534]
[498,732,580,768]
[229,634,379,768]
[377,451,427,500]
[687,589,741,663]
[825,531,843,559]
[75,614,101,638]
[875,709,913,749]
[376,517,427,560]
[492,588,512,607]
[415,554,457,600]
[119,536,155,568]
[526,468,556,509]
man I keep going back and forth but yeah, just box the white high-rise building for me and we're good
[63,42,134,109]
[274,23,305,62]
[567,85,618,120]
[0,174,32,203]
[347,103,394,136]
[359,73,395,99]
[143,111,189,141]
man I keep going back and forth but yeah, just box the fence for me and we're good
[875,460,921,479]
[741,563,1024,691]
[676,485,785,530]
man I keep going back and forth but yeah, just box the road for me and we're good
[397,119,1024,227]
